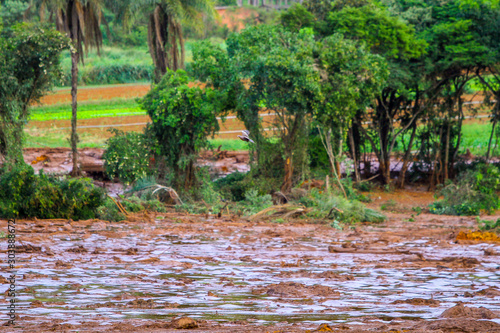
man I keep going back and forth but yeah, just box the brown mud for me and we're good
[23,148,250,177]
[1,195,499,332]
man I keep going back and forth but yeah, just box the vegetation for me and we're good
[429,164,500,216]
[102,129,155,185]
[0,23,69,169]
[3,0,500,224]
[0,165,105,219]
[139,69,224,189]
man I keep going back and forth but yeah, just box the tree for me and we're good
[280,3,316,32]
[139,70,224,190]
[227,26,322,192]
[103,0,216,78]
[0,23,69,169]
[30,0,104,176]
[314,33,388,192]
[192,26,322,192]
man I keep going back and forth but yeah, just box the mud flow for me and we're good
[1,210,499,332]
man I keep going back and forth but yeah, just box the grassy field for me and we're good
[30,99,144,121]
[28,90,498,156]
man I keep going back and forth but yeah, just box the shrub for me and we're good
[213,172,248,201]
[242,189,273,216]
[96,195,167,222]
[476,217,500,232]
[300,189,385,224]
[0,165,105,219]
[103,129,155,185]
[429,164,500,216]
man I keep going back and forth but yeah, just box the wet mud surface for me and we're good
[23,148,250,177]
[1,205,500,332]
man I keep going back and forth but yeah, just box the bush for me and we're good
[213,172,248,201]
[300,189,385,224]
[0,165,105,219]
[241,189,273,216]
[429,164,500,216]
[96,195,167,222]
[103,129,155,185]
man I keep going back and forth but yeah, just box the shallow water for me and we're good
[2,214,500,329]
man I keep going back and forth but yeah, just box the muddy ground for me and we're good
[1,190,500,332]
[23,148,251,177]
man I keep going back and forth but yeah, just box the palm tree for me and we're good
[28,0,103,176]
[106,0,216,79]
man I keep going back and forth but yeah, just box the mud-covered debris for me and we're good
[440,303,498,319]
[252,282,340,298]
[126,299,155,308]
[0,276,8,284]
[411,318,500,333]
[207,291,218,297]
[474,287,500,298]
[441,257,480,268]
[483,248,499,256]
[30,300,44,308]
[456,230,500,243]
[17,244,42,253]
[172,317,198,329]
[92,247,103,254]
[67,245,87,253]
[392,298,440,307]
[126,247,138,255]
[311,323,334,332]
[54,260,73,268]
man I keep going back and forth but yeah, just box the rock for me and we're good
[440,303,498,319]
[172,317,198,329]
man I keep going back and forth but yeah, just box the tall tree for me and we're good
[103,0,216,79]
[30,0,104,176]
[0,23,69,169]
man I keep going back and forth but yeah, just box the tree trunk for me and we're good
[398,124,417,189]
[486,101,499,162]
[70,51,81,177]
[281,152,293,193]
[486,118,497,162]
[348,128,360,182]
[444,121,450,182]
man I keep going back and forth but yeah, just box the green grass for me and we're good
[30,99,145,121]
[460,122,497,156]
[25,129,108,148]
[209,138,250,151]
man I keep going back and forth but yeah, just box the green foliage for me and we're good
[96,195,167,222]
[213,172,248,201]
[300,189,386,224]
[476,217,500,232]
[242,189,273,216]
[327,4,426,60]
[0,165,106,219]
[0,0,29,34]
[139,69,224,188]
[429,164,500,216]
[59,47,153,86]
[280,3,316,32]
[103,129,155,185]
[0,23,69,167]
[96,198,126,222]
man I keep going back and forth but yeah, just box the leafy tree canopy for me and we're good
[0,23,69,168]
[327,4,426,60]
[139,69,224,188]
